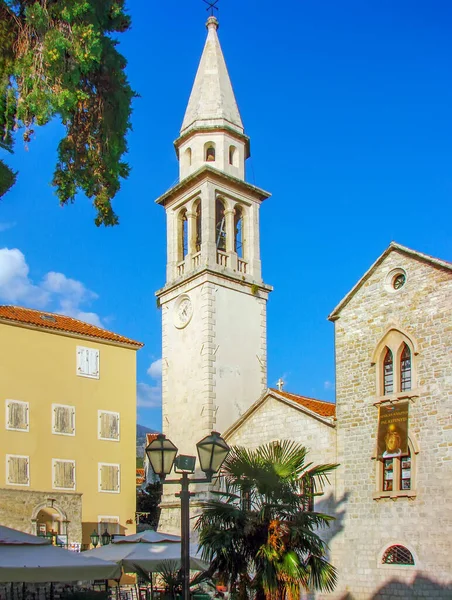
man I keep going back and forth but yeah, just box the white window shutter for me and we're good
[71,407,76,433]
[77,347,87,375]
[54,460,75,489]
[111,414,119,440]
[99,412,119,440]
[6,401,28,430]
[89,349,99,377]
[99,464,120,492]
[8,456,29,485]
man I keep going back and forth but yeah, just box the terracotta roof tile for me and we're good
[270,388,336,418]
[136,477,145,485]
[136,468,145,477]
[0,305,143,348]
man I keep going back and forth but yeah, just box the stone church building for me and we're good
[155,15,452,599]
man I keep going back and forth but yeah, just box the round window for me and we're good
[392,273,406,290]
[384,268,407,294]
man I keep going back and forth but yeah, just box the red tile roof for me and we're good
[0,305,143,348]
[136,467,146,486]
[270,389,336,418]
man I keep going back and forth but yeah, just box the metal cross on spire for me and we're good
[203,0,219,16]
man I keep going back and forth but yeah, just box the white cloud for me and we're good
[324,380,335,391]
[0,248,48,306]
[0,222,16,232]
[137,382,162,408]
[42,272,98,305]
[147,358,162,379]
[0,247,103,326]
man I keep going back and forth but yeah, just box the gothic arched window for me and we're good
[216,199,226,252]
[234,205,243,258]
[178,209,188,262]
[195,200,202,253]
[205,143,216,162]
[400,343,411,392]
[229,145,237,166]
[184,147,192,167]
[383,348,394,395]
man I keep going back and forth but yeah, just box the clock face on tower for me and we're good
[173,294,193,329]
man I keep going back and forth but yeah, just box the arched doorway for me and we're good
[31,500,68,543]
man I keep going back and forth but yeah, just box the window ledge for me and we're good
[373,490,417,500]
[373,392,419,406]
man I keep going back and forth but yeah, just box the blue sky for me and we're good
[1,0,451,429]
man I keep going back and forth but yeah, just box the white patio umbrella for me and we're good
[0,526,121,583]
[84,530,208,572]
[112,530,180,544]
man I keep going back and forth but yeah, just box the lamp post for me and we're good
[90,529,100,548]
[100,530,111,546]
[146,431,230,600]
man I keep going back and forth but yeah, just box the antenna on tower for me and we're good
[203,0,219,16]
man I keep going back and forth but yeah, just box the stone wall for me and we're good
[0,487,82,544]
[226,394,338,522]
[323,249,452,599]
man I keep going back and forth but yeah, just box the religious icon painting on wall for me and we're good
[377,402,409,458]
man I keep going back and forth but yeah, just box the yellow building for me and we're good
[0,305,143,548]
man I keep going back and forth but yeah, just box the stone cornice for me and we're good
[174,125,250,158]
[156,267,272,302]
[155,166,271,207]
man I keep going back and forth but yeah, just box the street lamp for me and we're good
[90,529,100,548]
[100,530,111,546]
[145,431,230,600]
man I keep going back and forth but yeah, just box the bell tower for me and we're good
[156,16,272,531]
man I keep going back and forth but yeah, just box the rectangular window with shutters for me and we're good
[6,455,30,486]
[52,404,76,436]
[76,346,100,379]
[52,459,76,490]
[99,463,120,493]
[5,400,29,432]
[98,411,120,441]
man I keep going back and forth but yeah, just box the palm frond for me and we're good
[196,440,339,596]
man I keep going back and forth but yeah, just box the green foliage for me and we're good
[0,158,16,197]
[136,482,163,530]
[195,441,339,600]
[136,456,144,469]
[0,0,134,225]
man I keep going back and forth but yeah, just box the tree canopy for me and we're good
[0,0,134,225]
[195,441,339,600]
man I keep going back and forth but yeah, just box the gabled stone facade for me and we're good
[324,244,452,599]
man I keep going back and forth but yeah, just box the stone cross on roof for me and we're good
[277,378,285,392]
[203,0,219,16]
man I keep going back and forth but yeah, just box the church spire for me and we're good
[180,16,244,136]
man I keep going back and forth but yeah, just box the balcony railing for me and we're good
[192,252,201,268]
[237,258,247,274]
[216,251,228,267]
[177,261,185,277]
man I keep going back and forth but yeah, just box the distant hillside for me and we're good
[136,423,159,458]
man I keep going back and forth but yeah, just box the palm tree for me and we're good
[195,440,339,600]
